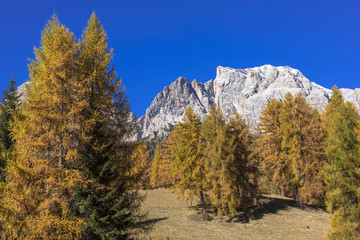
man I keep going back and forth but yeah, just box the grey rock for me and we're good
[136,65,360,140]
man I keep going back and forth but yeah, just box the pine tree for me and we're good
[130,142,151,189]
[69,13,140,239]
[0,76,19,182]
[1,15,84,239]
[150,146,161,188]
[170,108,209,219]
[323,87,360,238]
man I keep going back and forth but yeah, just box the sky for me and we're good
[0,0,359,118]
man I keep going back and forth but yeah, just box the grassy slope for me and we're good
[139,189,330,240]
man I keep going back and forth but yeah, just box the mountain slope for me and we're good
[136,65,360,140]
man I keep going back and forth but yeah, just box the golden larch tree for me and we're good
[1,15,85,239]
[131,141,151,189]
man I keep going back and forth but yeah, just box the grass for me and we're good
[138,188,330,240]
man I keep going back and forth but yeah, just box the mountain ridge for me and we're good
[136,65,360,140]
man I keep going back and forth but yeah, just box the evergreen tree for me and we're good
[130,142,151,189]
[69,13,139,239]
[150,146,161,188]
[1,15,84,239]
[0,76,19,182]
[323,87,360,238]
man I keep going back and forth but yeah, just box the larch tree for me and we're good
[170,108,208,219]
[290,93,326,205]
[69,13,140,239]
[300,109,326,205]
[255,99,284,194]
[225,113,259,213]
[150,146,161,188]
[278,93,302,197]
[323,87,360,239]
[256,93,325,204]
[158,133,176,187]
[130,142,151,189]
[1,16,85,239]
[201,105,229,215]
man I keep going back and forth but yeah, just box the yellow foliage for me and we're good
[1,15,86,239]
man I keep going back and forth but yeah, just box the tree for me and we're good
[255,99,284,194]
[256,93,326,205]
[1,15,84,239]
[150,146,161,188]
[0,76,19,182]
[158,135,176,187]
[323,87,360,238]
[225,113,258,212]
[69,13,140,239]
[300,108,326,205]
[130,142,151,189]
[170,108,208,219]
[201,105,229,215]
[278,93,301,197]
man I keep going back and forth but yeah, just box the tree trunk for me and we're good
[200,190,211,220]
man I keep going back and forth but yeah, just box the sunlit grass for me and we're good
[139,188,330,240]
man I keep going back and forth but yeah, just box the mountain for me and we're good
[136,65,360,140]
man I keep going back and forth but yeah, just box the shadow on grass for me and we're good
[228,196,299,223]
[136,217,169,227]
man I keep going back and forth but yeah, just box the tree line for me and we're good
[133,90,360,239]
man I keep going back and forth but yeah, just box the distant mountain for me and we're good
[136,65,360,140]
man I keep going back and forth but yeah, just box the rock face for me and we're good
[136,65,360,140]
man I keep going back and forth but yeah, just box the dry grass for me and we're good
[138,188,330,240]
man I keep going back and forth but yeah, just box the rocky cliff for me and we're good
[136,65,360,140]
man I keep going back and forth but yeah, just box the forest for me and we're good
[0,13,360,240]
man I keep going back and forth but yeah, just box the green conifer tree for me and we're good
[0,76,19,182]
[69,13,140,239]
[323,87,360,238]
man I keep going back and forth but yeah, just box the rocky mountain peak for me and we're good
[136,65,360,140]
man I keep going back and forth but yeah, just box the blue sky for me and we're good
[0,0,359,118]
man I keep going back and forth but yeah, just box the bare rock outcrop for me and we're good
[137,65,359,140]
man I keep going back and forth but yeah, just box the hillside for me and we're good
[138,189,330,240]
